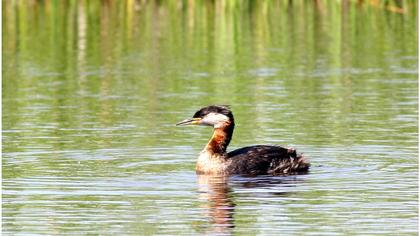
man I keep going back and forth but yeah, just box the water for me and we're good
[3,1,418,235]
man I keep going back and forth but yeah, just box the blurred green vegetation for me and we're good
[4,0,417,149]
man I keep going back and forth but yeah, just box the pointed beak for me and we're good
[176,118,201,126]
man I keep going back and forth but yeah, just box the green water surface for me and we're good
[3,1,418,235]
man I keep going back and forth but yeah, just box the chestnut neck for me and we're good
[205,121,235,156]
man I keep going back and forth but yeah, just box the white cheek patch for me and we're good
[201,113,229,127]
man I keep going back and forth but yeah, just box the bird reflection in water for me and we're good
[197,174,235,235]
[196,174,306,235]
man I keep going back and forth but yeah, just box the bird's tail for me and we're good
[268,148,310,175]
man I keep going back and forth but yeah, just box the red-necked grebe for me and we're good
[176,105,310,175]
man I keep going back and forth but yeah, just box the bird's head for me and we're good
[176,105,234,128]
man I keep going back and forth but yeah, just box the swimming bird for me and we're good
[176,105,310,175]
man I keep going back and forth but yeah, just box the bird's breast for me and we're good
[196,151,229,175]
